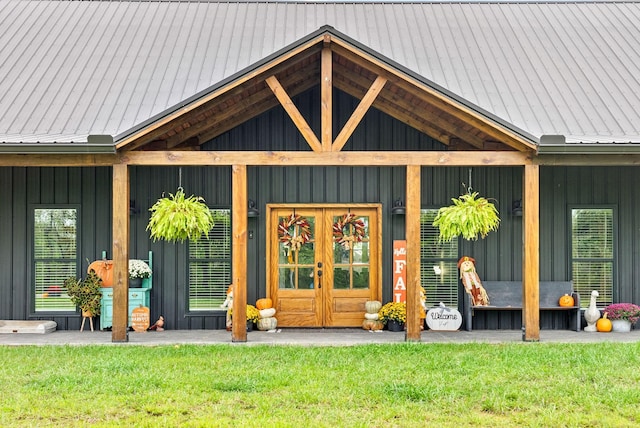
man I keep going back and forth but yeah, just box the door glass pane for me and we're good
[333,267,350,289]
[278,214,315,290]
[352,267,369,289]
[332,214,370,290]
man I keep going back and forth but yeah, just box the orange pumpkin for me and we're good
[558,294,575,307]
[87,260,113,287]
[596,313,612,332]
[256,298,273,310]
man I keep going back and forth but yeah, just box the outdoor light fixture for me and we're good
[247,199,260,218]
[512,199,523,217]
[391,198,406,215]
[129,200,140,215]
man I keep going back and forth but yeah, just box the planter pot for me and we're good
[612,319,632,332]
[387,319,405,332]
[129,277,143,288]
[246,321,254,332]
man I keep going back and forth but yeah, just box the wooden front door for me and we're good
[268,205,381,327]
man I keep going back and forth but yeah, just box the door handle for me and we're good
[317,269,322,289]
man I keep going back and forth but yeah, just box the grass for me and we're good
[1,343,639,427]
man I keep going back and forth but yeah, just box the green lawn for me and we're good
[1,343,639,427]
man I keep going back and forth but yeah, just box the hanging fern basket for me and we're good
[146,188,214,243]
[432,191,500,242]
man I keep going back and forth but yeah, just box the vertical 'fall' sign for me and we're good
[393,240,407,303]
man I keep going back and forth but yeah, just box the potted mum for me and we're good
[378,302,407,332]
[128,259,152,287]
[603,303,640,332]
[246,304,260,331]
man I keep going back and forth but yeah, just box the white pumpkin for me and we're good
[259,308,276,318]
[364,312,379,320]
[257,317,278,331]
[364,300,382,314]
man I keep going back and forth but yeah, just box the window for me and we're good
[188,209,231,311]
[420,209,459,307]
[571,208,614,308]
[33,207,78,312]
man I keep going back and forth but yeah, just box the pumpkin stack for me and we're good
[362,300,383,331]
[256,298,278,331]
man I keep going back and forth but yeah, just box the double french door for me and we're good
[268,205,381,327]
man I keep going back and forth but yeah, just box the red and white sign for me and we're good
[393,240,407,303]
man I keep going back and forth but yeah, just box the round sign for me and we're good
[426,305,462,331]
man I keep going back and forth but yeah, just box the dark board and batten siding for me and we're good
[2,88,640,329]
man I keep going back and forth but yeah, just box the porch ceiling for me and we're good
[117,30,537,153]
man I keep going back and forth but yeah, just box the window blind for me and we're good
[33,208,77,312]
[188,210,231,311]
[571,208,614,307]
[420,209,459,307]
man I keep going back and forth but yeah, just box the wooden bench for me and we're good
[463,281,581,331]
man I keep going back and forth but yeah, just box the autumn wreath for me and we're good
[278,213,312,253]
[333,213,366,250]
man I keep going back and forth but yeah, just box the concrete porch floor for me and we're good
[2,328,640,346]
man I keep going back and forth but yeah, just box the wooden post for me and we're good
[523,164,540,341]
[231,164,248,342]
[321,43,332,152]
[112,163,130,342]
[405,165,421,341]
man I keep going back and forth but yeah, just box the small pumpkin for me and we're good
[364,312,379,320]
[364,300,382,314]
[256,298,273,310]
[88,260,114,287]
[596,313,612,332]
[558,294,575,307]
[257,317,278,331]
[259,308,276,318]
[362,319,384,331]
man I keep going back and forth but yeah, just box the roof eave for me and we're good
[537,135,640,155]
[0,135,115,154]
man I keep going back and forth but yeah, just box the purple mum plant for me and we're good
[603,303,640,324]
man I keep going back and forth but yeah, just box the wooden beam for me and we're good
[330,43,537,151]
[119,150,532,166]
[523,164,540,342]
[405,165,421,342]
[116,38,325,150]
[332,69,486,148]
[332,75,387,152]
[321,46,333,151]
[231,164,248,342]
[265,75,322,152]
[111,164,130,342]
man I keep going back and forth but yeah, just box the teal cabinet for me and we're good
[100,251,153,330]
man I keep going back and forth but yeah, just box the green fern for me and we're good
[146,188,214,243]
[433,191,500,242]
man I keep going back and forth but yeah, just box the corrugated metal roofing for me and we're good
[0,0,639,146]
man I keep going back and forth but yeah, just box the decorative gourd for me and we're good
[364,312,379,320]
[364,300,382,314]
[88,260,113,287]
[596,313,612,332]
[256,298,273,310]
[259,308,276,318]
[257,317,278,331]
[362,319,384,330]
[558,294,574,307]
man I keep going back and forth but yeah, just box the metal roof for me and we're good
[1,0,639,151]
